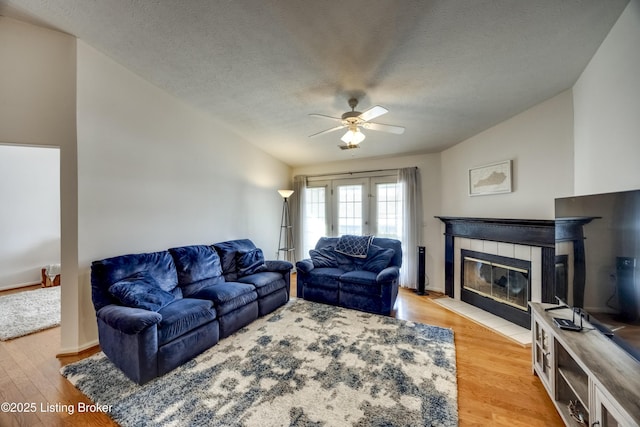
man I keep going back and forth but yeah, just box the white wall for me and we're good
[0,17,79,352]
[573,0,640,195]
[292,153,444,292]
[440,90,575,219]
[76,41,292,347]
[0,17,291,352]
[0,145,60,289]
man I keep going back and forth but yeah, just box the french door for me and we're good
[303,176,401,256]
[332,178,369,236]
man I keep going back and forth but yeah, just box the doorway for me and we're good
[0,144,60,290]
[0,144,61,338]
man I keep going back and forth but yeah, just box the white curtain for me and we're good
[291,175,307,264]
[398,167,423,289]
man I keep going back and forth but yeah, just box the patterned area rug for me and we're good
[61,299,458,426]
[0,286,61,340]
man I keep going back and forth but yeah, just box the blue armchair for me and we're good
[296,236,402,315]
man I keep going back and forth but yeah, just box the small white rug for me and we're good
[0,286,61,340]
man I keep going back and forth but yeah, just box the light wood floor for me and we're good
[0,279,562,426]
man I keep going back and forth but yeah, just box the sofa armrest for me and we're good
[295,259,315,274]
[97,304,162,335]
[264,260,293,272]
[376,266,400,283]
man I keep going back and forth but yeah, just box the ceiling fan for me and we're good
[309,98,405,149]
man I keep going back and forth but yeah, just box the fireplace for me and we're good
[461,250,531,328]
[437,217,557,331]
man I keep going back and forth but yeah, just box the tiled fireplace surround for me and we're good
[458,239,540,311]
[436,217,556,345]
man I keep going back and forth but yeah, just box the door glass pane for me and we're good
[304,186,326,256]
[376,182,402,239]
[337,185,363,235]
[603,409,619,427]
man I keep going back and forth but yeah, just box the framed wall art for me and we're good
[468,160,512,196]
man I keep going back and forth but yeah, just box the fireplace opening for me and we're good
[463,257,529,310]
[461,249,532,328]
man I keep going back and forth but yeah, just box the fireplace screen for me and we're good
[463,256,529,310]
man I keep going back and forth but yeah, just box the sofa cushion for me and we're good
[340,270,379,287]
[315,237,339,250]
[238,271,286,297]
[181,276,225,297]
[371,237,403,268]
[309,247,338,268]
[169,245,223,285]
[213,239,257,281]
[236,248,267,276]
[157,298,217,346]
[335,251,364,272]
[335,235,374,258]
[91,250,179,311]
[362,245,396,273]
[109,271,175,312]
[188,282,258,316]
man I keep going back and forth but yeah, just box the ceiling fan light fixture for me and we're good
[309,98,403,149]
[341,127,365,145]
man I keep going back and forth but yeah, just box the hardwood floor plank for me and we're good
[0,277,562,426]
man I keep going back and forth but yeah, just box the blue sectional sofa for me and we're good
[296,236,402,316]
[90,239,292,385]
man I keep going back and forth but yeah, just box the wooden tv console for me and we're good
[530,303,640,426]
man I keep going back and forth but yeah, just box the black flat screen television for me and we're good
[555,189,640,363]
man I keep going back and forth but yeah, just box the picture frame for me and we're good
[468,160,512,196]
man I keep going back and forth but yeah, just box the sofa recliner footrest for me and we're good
[158,320,219,376]
[218,300,259,338]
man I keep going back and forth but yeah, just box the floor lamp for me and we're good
[277,190,296,263]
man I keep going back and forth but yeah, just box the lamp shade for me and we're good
[278,189,294,199]
[341,127,365,144]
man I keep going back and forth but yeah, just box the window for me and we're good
[302,175,401,253]
[374,181,402,239]
[333,178,368,236]
[337,185,363,235]
[302,184,328,257]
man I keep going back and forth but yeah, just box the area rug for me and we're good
[0,286,61,340]
[61,299,458,426]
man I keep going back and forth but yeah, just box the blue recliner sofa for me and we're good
[296,236,402,315]
[90,239,292,385]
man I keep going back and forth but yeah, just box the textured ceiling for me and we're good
[0,0,629,167]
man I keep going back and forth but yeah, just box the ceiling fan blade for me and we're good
[309,113,343,122]
[362,122,405,135]
[358,105,388,122]
[308,125,346,138]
